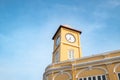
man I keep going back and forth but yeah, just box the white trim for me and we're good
[76,68,88,78]
[46,66,71,73]
[88,66,92,70]
[114,63,120,73]
[75,49,120,61]
[46,76,48,80]
[114,63,120,80]
[78,74,107,80]
[45,49,120,71]
[53,71,72,80]
[93,67,108,74]
[43,73,47,80]
[61,41,80,48]
[54,51,59,63]
[76,67,108,78]
[56,36,60,47]
[68,49,74,60]
[73,56,120,67]
[117,72,120,80]
[45,56,120,74]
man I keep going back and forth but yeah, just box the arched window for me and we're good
[53,71,72,80]
[76,67,108,80]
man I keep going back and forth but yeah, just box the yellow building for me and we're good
[43,25,120,80]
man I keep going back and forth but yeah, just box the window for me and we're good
[102,75,106,80]
[79,75,107,80]
[93,76,96,80]
[118,73,120,80]
[55,52,59,63]
[68,50,74,59]
[98,76,101,80]
[83,78,86,80]
[56,36,60,46]
[88,77,91,80]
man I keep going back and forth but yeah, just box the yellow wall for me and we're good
[61,28,80,47]
[60,44,80,61]
[45,25,120,80]
[77,68,105,77]
[45,51,120,80]
[54,74,69,80]
[60,27,81,61]
[52,26,81,63]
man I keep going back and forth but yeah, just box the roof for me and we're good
[52,25,82,40]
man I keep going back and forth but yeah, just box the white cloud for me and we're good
[97,0,120,9]
[91,0,120,22]
[108,0,120,8]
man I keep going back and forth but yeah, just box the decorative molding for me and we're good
[52,44,60,55]
[43,73,47,80]
[105,62,112,65]
[77,74,107,80]
[45,66,71,74]
[46,76,48,80]
[46,50,120,71]
[93,67,108,74]
[114,63,120,73]
[73,56,120,68]
[88,66,92,70]
[61,41,80,48]
[116,72,120,80]
[75,49,120,61]
[76,68,88,78]
[53,71,72,80]
[44,51,120,80]
[45,61,73,71]
[76,67,108,78]
[60,70,63,74]
[45,56,120,74]
[114,66,120,80]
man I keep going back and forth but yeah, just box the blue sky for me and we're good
[0,0,120,80]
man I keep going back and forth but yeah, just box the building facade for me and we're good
[43,25,120,80]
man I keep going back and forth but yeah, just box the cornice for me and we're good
[45,50,120,72]
[73,56,120,67]
[52,44,60,54]
[75,49,120,61]
[45,60,73,71]
[45,56,120,74]
[61,41,80,48]
[52,25,82,40]
[45,66,72,75]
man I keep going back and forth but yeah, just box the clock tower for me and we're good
[52,25,82,63]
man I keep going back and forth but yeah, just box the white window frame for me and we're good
[68,49,74,60]
[56,36,60,46]
[78,74,107,80]
[118,72,120,80]
[55,51,59,63]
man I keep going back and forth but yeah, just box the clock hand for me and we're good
[68,37,71,40]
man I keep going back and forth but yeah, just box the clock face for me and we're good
[56,36,60,46]
[65,33,75,43]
